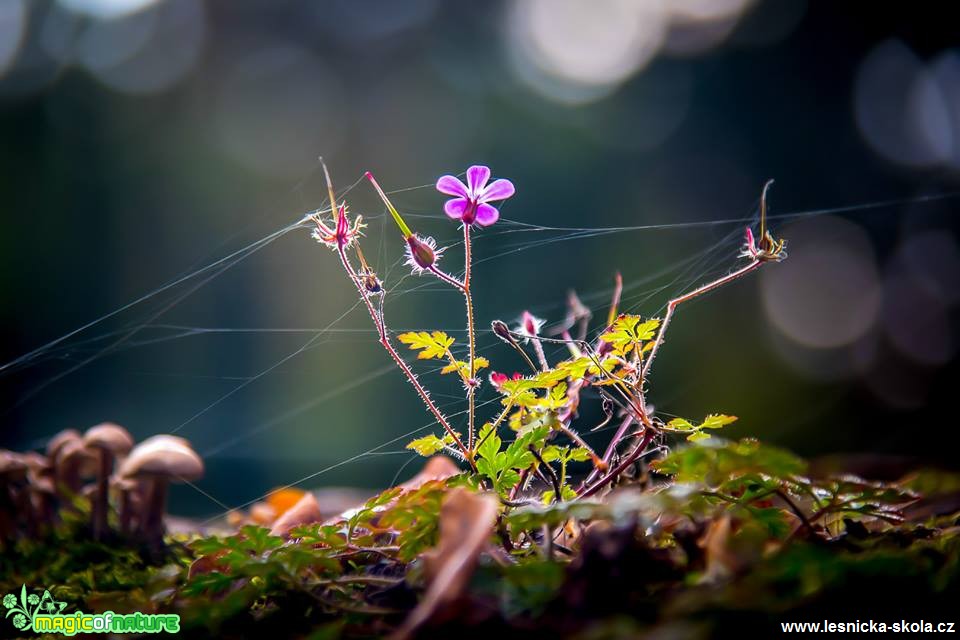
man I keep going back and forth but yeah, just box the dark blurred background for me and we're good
[2,1,959,516]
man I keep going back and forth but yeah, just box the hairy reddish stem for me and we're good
[641,259,763,380]
[427,224,478,451]
[579,426,656,498]
[581,414,634,489]
[336,243,473,467]
[463,224,477,451]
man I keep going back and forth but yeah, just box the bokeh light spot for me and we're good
[506,0,668,104]
[213,45,345,180]
[0,0,27,78]
[57,0,160,20]
[761,216,881,349]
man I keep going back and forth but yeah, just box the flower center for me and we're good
[461,201,478,225]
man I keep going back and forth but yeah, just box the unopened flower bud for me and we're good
[518,311,545,340]
[404,234,443,275]
[491,320,515,344]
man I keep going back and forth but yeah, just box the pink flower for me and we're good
[311,204,363,250]
[436,165,515,227]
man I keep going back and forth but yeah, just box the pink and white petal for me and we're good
[474,202,500,227]
[436,175,469,198]
[444,198,469,220]
[466,165,491,196]
[480,178,515,202]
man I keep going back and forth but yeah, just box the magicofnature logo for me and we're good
[2,584,67,632]
[3,584,179,635]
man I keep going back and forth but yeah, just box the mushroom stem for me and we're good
[119,487,134,536]
[92,451,112,540]
[142,478,169,543]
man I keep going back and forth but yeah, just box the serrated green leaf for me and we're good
[599,315,661,356]
[477,423,502,464]
[406,434,446,457]
[667,417,697,431]
[701,414,738,429]
[397,331,455,360]
[541,446,562,463]
[568,447,592,462]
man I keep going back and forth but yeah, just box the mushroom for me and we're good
[119,437,203,544]
[46,429,80,500]
[110,475,140,536]
[83,423,134,540]
[0,451,29,542]
[46,429,81,461]
[29,476,57,533]
[21,452,52,533]
[53,438,95,502]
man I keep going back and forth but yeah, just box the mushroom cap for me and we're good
[83,423,134,456]
[0,450,28,478]
[57,439,97,475]
[119,439,204,483]
[109,475,140,491]
[137,434,193,452]
[31,475,56,495]
[46,429,81,460]
[20,452,50,472]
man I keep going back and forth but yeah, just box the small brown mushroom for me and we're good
[46,429,81,461]
[54,439,95,501]
[110,475,141,536]
[83,423,134,540]
[119,438,203,544]
[137,434,192,451]
[20,453,52,534]
[0,451,29,542]
[29,476,57,532]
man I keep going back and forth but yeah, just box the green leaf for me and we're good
[701,414,738,429]
[568,447,592,462]
[397,331,455,360]
[477,423,502,464]
[541,485,577,504]
[440,356,489,378]
[539,383,569,410]
[406,434,446,457]
[666,417,697,431]
[687,431,711,442]
[503,426,549,471]
[599,315,660,356]
[238,525,283,555]
[540,446,562,463]
[652,438,807,485]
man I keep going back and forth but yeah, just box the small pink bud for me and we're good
[519,311,544,339]
[404,234,442,274]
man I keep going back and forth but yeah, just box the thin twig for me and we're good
[579,427,656,498]
[529,445,562,501]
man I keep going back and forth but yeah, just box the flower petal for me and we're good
[480,178,515,202]
[466,165,491,197]
[474,202,500,227]
[436,175,468,198]
[444,197,469,220]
